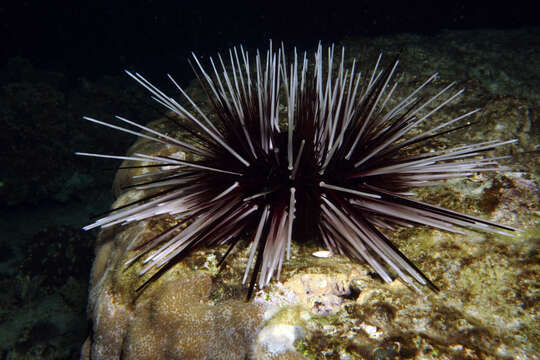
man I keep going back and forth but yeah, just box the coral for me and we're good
[82,192,268,359]
[81,34,538,359]
[0,226,92,359]
[82,118,537,359]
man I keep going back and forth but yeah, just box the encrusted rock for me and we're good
[82,33,538,359]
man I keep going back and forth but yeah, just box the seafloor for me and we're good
[0,28,538,359]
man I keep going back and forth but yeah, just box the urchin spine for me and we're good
[77,42,517,296]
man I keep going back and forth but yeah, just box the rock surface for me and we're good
[81,31,539,360]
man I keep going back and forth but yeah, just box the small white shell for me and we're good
[312,250,332,258]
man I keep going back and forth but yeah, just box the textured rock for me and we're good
[82,33,539,359]
[81,198,267,359]
[82,152,538,359]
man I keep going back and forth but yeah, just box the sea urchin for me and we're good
[77,43,517,298]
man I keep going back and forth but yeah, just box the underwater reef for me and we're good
[80,31,538,360]
[1,27,537,360]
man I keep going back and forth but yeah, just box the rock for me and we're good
[81,202,267,359]
[82,33,539,359]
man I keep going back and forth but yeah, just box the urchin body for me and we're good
[78,43,517,297]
